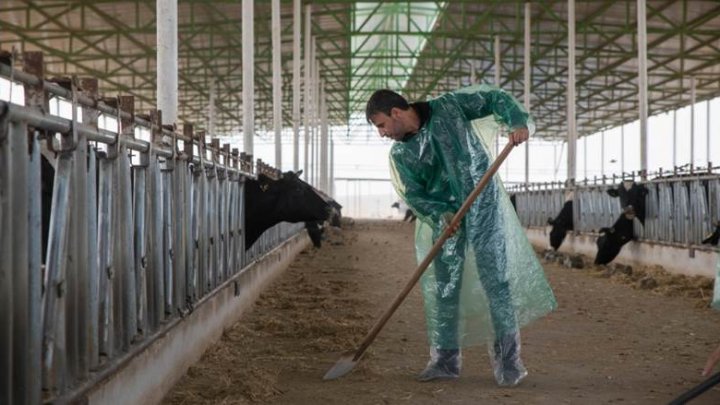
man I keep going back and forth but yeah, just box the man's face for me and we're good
[369,109,404,141]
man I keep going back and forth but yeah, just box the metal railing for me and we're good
[508,169,720,247]
[0,52,303,404]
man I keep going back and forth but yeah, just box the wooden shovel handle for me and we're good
[352,142,516,361]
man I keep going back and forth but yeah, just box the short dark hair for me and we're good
[365,89,410,123]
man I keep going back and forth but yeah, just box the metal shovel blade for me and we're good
[323,352,359,380]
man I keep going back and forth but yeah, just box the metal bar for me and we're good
[27,130,43,405]
[272,0,282,168]
[42,154,72,392]
[120,147,137,349]
[9,118,30,403]
[293,0,301,171]
[690,76,696,169]
[97,151,115,362]
[157,0,178,124]
[524,2,531,186]
[304,4,312,181]
[242,0,254,155]
[638,0,648,179]
[133,167,148,336]
[566,0,578,186]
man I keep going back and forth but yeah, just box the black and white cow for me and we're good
[244,171,332,249]
[548,200,573,251]
[594,181,648,264]
[391,201,416,222]
[702,222,720,246]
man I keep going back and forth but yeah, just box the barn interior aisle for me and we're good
[163,220,720,404]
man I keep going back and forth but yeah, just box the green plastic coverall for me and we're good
[389,84,557,384]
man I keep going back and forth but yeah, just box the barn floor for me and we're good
[163,220,720,404]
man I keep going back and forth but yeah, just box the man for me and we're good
[366,86,556,387]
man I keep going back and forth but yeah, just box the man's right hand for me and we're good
[441,212,460,235]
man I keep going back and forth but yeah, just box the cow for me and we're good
[593,181,648,264]
[606,180,648,225]
[702,222,720,246]
[391,201,416,222]
[547,200,573,251]
[244,170,332,249]
[594,206,637,265]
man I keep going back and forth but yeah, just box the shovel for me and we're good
[324,141,516,380]
[668,371,720,405]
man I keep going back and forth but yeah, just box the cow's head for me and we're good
[594,214,635,265]
[244,170,331,248]
[548,200,574,251]
[606,181,648,224]
[702,221,720,246]
[261,170,330,222]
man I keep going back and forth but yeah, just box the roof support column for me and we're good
[242,0,254,155]
[707,100,712,167]
[567,0,577,185]
[622,125,626,174]
[208,81,216,136]
[601,130,605,177]
[494,35,501,159]
[303,5,312,181]
[292,0,301,171]
[330,137,335,197]
[524,2,531,186]
[272,0,282,168]
[157,0,178,124]
[637,0,648,180]
[320,84,328,192]
[673,110,677,168]
[690,76,696,171]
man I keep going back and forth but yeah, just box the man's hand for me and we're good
[509,127,529,146]
[441,212,460,236]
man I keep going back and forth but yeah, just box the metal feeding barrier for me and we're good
[508,169,720,248]
[0,51,303,404]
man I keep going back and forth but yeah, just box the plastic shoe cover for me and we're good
[417,348,462,382]
[489,333,528,387]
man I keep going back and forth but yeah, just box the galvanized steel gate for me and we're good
[0,52,303,404]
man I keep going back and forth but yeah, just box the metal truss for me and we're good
[1,0,718,142]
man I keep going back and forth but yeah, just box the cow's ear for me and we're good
[606,189,619,197]
[295,170,303,177]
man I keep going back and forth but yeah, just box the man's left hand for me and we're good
[509,127,529,146]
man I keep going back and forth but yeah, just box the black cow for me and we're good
[606,181,648,225]
[594,181,648,264]
[244,170,331,249]
[547,200,573,250]
[391,201,416,222]
[702,222,720,246]
[594,207,637,265]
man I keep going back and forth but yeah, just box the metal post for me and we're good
[494,35,501,158]
[673,110,677,168]
[272,0,282,168]
[567,0,577,185]
[330,136,335,197]
[208,81,216,137]
[242,0,254,155]
[304,5,312,181]
[621,124,626,175]
[707,99,712,167]
[637,0,648,180]
[157,0,178,124]
[524,2,531,186]
[293,0,301,171]
[320,84,328,192]
[690,76,696,169]
[601,130,605,176]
